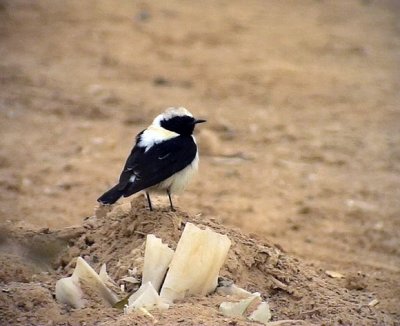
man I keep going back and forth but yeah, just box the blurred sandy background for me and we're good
[0,0,399,319]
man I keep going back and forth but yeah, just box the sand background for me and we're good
[0,0,399,324]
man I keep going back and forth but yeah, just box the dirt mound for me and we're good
[1,198,394,325]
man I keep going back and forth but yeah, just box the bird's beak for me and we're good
[194,119,207,124]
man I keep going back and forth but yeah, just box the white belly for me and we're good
[151,153,199,194]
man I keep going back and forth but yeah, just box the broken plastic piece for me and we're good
[99,263,120,293]
[99,263,109,283]
[73,257,119,305]
[217,283,252,298]
[160,223,231,303]
[248,301,272,324]
[142,234,174,292]
[55,257,119,308]
[124,282,169,314]
[219,292,260,317]
[120,276,140,284]
[55,273,85,308]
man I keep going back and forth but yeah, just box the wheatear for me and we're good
[98,107,206,211]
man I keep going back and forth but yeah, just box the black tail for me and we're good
[97,184,124,205]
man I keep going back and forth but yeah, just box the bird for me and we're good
[97,107,206,211]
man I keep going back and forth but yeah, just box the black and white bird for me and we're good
[97,107,206,211]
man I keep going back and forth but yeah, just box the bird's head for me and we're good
[153,107,206,136]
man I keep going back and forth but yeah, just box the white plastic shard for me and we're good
[124,282,169,314]
[73,257,119,305]
[99,263,108,283]
[99,263,120,292]
[142,234,174,292]
[217,283,252,298]
[55,273,85,308]
[160,222,231,303]
[219,292,261,317]
[55,257,119,308]
[248,301,272,324]
[121,276,140,284]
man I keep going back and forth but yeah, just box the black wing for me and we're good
[117,135,197,196]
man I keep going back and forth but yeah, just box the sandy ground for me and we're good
[0,200,396,325]
[0,0,399,324]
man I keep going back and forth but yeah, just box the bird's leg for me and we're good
[167,189,175,211]
[146,192,153,211]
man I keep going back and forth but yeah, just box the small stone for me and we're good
[325,271,345,279]
[368,299,379,307]
[85,235,95,246]
[345,272,367,290]
[298,206,311,215]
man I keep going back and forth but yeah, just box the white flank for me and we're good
[157,152,198,194]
